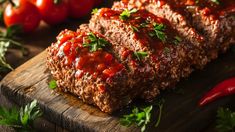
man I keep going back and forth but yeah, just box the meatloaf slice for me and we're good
[182,0,235,54]
[47,29,132,113]
[89,8,193,99]
[112,0,235,67]
[47,27,160,113]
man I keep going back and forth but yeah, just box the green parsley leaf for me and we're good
[20,100,42,128]
[210,0,220,5]
[120,106,153,132]
[92,8,99,15]
[134,51,148,61]
[83,32,109,52]
[140,22,148,28]
[0,100,42,130]
[149,23,167,42]
[0,41,13,70]
[120,8,138,20]
[0,107,21,128]
[131,25,140,32]
[48,79,57,90]
[0,26,26,73]
[163,47,171,54]
[154,99,164,128]
[173,36,182,45]
[216,108,235,132]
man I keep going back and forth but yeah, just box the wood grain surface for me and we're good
[1,48,235,132]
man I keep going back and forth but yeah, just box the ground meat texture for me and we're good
[112,0,209,68]
[113,0,235,68]
[182,0,235,56]
[89,8,193,100]
[47,29,134,113]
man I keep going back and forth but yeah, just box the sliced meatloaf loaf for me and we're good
[47,27,158,113]
[112,0,235,68]
[89,8,194,99]
[47,29,128,113]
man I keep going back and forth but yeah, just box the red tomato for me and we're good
[35,0,68,25]
[67,0,94,19]
[94,0,104,6]
[4,0,41,33]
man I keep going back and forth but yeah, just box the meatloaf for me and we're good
[47,1,235,113]
[47,27,158,113]
[112,0,235,68]
[89,8,194,99]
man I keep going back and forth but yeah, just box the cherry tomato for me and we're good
[35,0,68,25]
[67,0,94,19]
[4,0,41,33]
[94,0,104,6]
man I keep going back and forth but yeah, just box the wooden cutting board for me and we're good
[1,48,235,132]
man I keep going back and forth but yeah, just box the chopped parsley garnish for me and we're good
[149,23,167,42]
[173,36,182,45]
[120,106,153,132]
[48,79,57,90]
[140,22,148,28]
[120,99,165,132]
[83,32,110,52]
[210,0,220,5]
[0,100,42,130]
[216,107,235,132]
[164,47,171,54]
[131,25,140,32]
[134,51,148,61]
[120,8,138,20]
[91,8,99,15]
[0,25,26,73]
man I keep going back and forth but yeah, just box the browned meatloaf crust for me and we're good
[89,8,194,99]
[47,27,158,113]
[112,0,235,68]
[47,1,235,113]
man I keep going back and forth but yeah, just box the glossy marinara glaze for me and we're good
[99,8,178,56]
[54,30,124,80]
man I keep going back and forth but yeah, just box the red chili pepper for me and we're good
[199,77,235,106]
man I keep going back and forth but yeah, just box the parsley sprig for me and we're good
[0,100,42,130]
[83,32,110,52]
[134,51,148,61]
[120,8,138,20]
[92,8,99,15]
[48,79,57,90]
[149,23,167,42]
[0,25,27,73]
[216,107,235,132]
[120,106,152,132]
[120,99,165,132]
[173,36,182,45]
